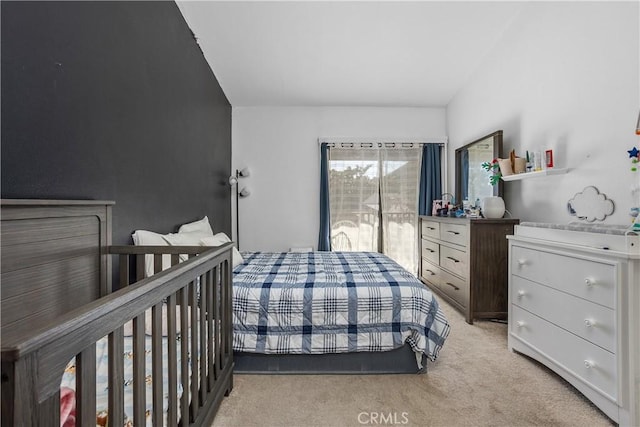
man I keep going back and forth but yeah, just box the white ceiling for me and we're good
[177,1,525,108]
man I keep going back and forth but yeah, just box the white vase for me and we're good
[482,196,505,219]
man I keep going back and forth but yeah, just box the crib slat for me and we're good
[133,314,146,426]
[136,254,145,281]
[108,327,124,427]
[152,303,163,426]
[207,268,215,391]
[222,261,229,368]
[224,258,234,395]
[224,259,233,366]
[76,344,96,426]
[199,274,207,400]
[167,293,178,427]
[179,287,190,424]
[220,260,226,371]
[119,254,130,289]
[189,280,199,416]
[213,264,221,380]
[154,254,163,275]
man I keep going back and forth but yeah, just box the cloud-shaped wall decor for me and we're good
[567,186,615,222]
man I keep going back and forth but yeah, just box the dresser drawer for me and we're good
[511,305,617,400]
[512,276,616,353]
[440,222,467,246]
[421,220,440,239]
[421,259,469,308]
[511,245,616,309]
[420,258,440,286]
[437,267,469,308]
[421,239,439,265]
[440,245,468,279]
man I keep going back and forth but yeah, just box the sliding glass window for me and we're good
[328,147,421,273]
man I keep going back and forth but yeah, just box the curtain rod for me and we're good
[320,142,444,149]
[317,137,447,147]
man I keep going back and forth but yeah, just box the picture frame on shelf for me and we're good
[545,149,554,168]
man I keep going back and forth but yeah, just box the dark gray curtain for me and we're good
[418,144,442,216]
[461,148,469,201]
[317,143,331,250]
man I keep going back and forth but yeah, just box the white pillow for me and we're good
[178,216,214,236]
[200,232,244,268]
[206,232,230,243]
[131,230,172,278]
[132,217,214,277]
[162,232,206,262]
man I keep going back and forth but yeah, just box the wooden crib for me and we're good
[1,200,234,426]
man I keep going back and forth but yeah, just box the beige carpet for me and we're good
[212,298,614,427]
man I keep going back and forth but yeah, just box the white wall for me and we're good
[447,1,639,225]
[232,107,446,251]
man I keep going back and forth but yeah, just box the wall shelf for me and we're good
[501,168,568,181]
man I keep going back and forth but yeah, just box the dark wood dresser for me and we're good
[419,216,519,324]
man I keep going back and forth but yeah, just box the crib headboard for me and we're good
[1,200,113,342]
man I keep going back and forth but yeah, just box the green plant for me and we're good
[481,158,501,186]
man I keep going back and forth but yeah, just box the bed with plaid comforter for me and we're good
[232,251,450,368]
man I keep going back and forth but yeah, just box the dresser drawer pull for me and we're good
[584,360,595,369]
[444,282,459,291]
[517,290,526,298]
[515,321,525,328]
[517,259,527,267]
[424,269,436,276]
[446,256,460,263]
[425,248,435,253]
[446,231,460,235]
[426,226,436,230]
[584,318,596,327]
[585,278,595,287]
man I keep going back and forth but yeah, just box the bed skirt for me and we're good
[233,344,423,374]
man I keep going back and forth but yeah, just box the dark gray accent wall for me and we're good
[1,1,232,245]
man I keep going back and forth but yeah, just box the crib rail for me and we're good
[1,243,234,426]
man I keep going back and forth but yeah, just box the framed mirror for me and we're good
[455,130,504,206]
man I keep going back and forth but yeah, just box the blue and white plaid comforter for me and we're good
[232,251,450,366]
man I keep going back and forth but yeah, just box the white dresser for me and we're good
[508,223,640,426]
